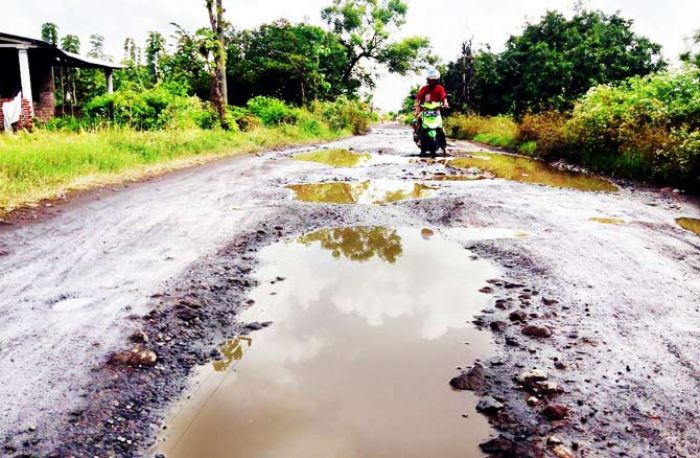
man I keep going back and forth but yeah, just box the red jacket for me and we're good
[416,84,447,104]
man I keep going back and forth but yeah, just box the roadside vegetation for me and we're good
[414,8,700,192]
[0,96,372,214]
[1,0,428,215]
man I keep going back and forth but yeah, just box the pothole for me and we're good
[285,180,438,204]
[294,149,371,168]
[156,227,498,458]
[677,217,700,235]
[448,153,618,192]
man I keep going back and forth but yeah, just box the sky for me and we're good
[1,0,698,111]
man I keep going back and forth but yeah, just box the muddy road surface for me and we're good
[1,124,699,457]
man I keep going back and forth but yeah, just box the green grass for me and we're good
[473,133,516,149]
[0,124,348,215]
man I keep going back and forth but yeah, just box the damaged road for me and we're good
[1,124,699,457]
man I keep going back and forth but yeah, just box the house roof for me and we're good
[0,31,123,70]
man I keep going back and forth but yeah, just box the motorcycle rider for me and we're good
[413,67,449,153]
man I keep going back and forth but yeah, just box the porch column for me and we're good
[17,48,34,115]
[105,69,114,94]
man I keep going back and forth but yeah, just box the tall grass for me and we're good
[0,124,344,214]
[445,115,518,148]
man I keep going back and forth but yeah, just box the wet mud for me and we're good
[1,124,699,458]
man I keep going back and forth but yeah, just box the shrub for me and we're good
[516,112,570,159]
[566,69,700,189]
[85,86,216,130]
[246,96,298,126]
[310,97,373,135]
[445,114,518,147]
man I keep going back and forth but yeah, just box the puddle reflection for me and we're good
[294,149,371,168]
[158,228,497,458]
[677,217,700,235]
[590,217,625,225]
[212,337,253,372]
[448,153,617,192]
[299,226,402,264]
[286,181,437,205]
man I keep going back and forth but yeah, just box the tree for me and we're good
[321,0,431,91]
[41,23,58,45]
[442,39,475,112]
[88,34,107,59]
[445,10,665,116]
[680,30,700,68]
[226,21,350,105]
[164,24,211,98]
[205,0,229,128]
[60,35,81,115]
[145,32,167,83]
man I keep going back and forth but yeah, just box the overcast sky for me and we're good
[2,0,698,110]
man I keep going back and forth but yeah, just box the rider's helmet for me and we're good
[426,67,441,84]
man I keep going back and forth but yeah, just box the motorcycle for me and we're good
[414,101,447,157]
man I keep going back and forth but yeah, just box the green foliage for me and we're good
[41,23,58,45]
[516,112,570,159]
[565,70,700,189]
[443,10,665,116]
[246,96,299,126]
[227,21,350,104]
[85,85,217,130]
[310,97,374,134]
[445,114,518,147]
[0,124,347,214]
[322,0,430,88]
[447,70,700,191]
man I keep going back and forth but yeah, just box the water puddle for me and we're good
[157,227,498,458]
[294,149,371,168]
[677,217,700,235]
[590,217,625,225]
[448,152,617,192]
[286,180,438,205]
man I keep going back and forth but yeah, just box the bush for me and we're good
[445,114,518,147]
[310,97,374,135]
[566,70,700,189]
[85,85,216,130]
[516,112,570,159]
[246,96,299,126]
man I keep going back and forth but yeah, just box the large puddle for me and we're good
[286,181,438,205]
[448,152,617,192]
[677,217,700,235]
[157,227,498,458]
[294,149,371,168]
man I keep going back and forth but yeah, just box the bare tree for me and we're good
[460,39,475,112]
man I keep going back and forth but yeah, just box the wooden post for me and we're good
[105,69,114,94]
[17,48,34,116]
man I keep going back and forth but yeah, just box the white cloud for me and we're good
[1,0,696,110]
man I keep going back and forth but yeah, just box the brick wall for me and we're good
[33,62,55,122]
[0,98,33,132]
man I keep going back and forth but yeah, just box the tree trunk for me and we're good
[217,0,228,104]
[206,0,230,129]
